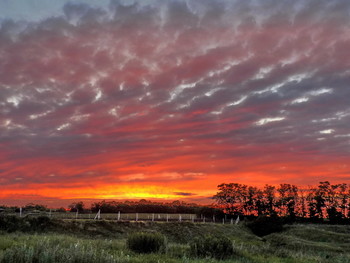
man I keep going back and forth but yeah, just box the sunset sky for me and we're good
[1,0,350,207]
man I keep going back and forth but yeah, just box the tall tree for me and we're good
[214,183,248,215]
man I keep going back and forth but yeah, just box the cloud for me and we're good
[0,0,350,201]
[173,192,196,196]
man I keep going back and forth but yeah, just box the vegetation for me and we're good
[0,216,349,262]
[1,180,350,262]
[246,215,284,237]
[89,200,222,217]
[0,200,222,218]
[190,235,234,260]
[1,239,115,263]
[127,232,166,254]
[214,181,350,222]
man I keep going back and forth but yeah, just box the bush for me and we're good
[246,216,284,237]
[190,235,234,260]
[127,232,166,254]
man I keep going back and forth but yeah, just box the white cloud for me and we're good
[319,129,335,134]
[291,97,309,104]
[255,117,285,126]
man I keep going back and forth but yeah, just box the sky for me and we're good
[1,0,350,207]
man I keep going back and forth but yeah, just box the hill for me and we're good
[0,216,349,262]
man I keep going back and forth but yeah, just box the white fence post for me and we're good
[94,209,101,220]
[136,213,138,221]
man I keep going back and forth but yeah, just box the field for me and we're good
[0,216,349,263]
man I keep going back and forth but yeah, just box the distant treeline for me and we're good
[214,181,348,223]
[85,200,222,216]
[0,200,223,217]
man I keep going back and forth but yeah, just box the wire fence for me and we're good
[1,211,240,224]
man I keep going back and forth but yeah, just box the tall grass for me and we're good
[0,237,115,263]
[0,220,350,263]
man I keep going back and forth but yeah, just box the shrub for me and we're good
[127,232,166,254]
[190,235,234,260]
[246,216,284,237]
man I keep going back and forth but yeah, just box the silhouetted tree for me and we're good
[214,181,350,222]
[68,201,85,213]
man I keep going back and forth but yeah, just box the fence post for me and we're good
[179,214,182,222]
[213,215,215,223]
[152,213,154,222]
[136,213,138,221]
[94,209,101,220]
[19,207,22,217]
[117,211,121,221]
[166,214,169,222]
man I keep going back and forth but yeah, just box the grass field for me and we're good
[0,217,349,262]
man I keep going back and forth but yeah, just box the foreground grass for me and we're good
[0,219,349,262]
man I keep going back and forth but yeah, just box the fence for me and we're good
[1,211,240,224]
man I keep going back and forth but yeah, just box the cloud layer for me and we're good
[1,0,350,203]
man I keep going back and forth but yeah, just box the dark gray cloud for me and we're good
[173,192,196,196]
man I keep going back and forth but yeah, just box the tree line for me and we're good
[79,199,223,217]
[0,200,222,217]
[214,181,348,223]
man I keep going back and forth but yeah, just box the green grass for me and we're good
[0,218,349,262]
